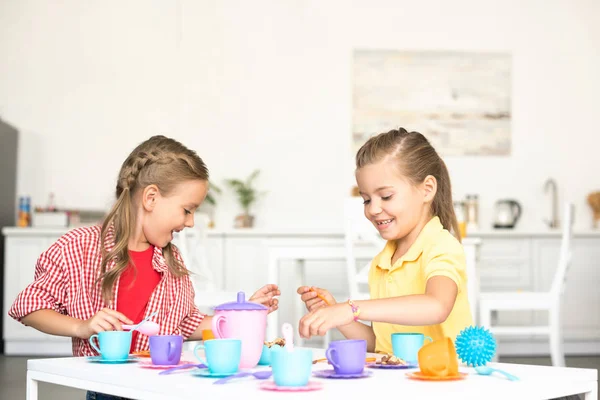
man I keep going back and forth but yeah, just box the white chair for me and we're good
[478,203,575,367]
[173,214,238,315]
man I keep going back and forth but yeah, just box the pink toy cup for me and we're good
[212,292,268,369]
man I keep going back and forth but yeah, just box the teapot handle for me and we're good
[211,314,226,339]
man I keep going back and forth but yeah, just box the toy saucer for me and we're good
[366,362,418,370]
[312,369,372,379]
[406,371,467,381]
[193,370,238,378]
[138,359,194,369]
[259,381,323,392]
[86,356,139,364]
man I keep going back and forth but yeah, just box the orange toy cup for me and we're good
[202,329,215,341]
[417,337,459,378]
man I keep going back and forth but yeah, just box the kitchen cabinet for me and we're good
[3,227,599,356]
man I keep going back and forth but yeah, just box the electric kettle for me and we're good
[493,200,522,228]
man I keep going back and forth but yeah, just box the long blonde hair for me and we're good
[99,135,209,303]
[355,128,460,241]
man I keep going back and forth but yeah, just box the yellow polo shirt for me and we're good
[368,216,473,354]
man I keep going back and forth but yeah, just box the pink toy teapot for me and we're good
[212,291,268,368]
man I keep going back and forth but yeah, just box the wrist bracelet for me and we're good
[348,299,361,321]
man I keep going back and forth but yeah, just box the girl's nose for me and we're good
[185,215,195,228]
[367,201,382,216]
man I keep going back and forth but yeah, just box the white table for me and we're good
[266,238,482,345]
[26,348,597,400]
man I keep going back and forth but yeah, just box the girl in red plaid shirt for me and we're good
[9,136,279,396]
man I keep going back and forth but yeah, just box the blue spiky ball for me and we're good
[455,326,496,367]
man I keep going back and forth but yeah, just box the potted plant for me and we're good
[225,169,263,228]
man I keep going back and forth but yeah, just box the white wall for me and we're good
[1,0,599,231]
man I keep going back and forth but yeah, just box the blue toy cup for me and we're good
[258,344,283,366]
[391,332,433,364]
[270,347,312,387]
[194,339,241,374]
[89,331,132,361]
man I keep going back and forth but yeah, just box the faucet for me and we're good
[544,178,559,228]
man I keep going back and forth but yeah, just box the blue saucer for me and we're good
[366,362,418,369]
[193,370,238,378]
[87,356,139,364]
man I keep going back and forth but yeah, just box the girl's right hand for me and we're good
[296,286,336,312]
[75,308,133,339]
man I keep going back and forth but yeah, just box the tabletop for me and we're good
[27,348,598,400]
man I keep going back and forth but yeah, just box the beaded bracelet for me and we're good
[348,299,361,321]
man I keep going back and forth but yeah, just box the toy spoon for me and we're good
[122,311,159,335]
[475,366,519,381]
[282,323,294,352]
[158,363,207,375]
[213,370,272,384]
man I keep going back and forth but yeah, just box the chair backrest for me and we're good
[173,213,217,292]
[550,203,575,296]
[343,197,386,299]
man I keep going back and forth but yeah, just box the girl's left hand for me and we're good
[298,303,354,339]
[249,284,281,314]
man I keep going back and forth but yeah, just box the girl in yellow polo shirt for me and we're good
[297,127,473,354]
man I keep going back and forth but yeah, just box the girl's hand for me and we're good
[249,284,281,314]
[75,308,133,339]
[298,302,353,339]
[297,286,336,312]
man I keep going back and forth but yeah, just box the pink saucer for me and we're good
[259,381,323,392]
[138,360,194,370]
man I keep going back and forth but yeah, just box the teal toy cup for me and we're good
[258,344,283,366]
[194,339,241,374]
[391,332,432,364]
[270,347,312,387]
[89,331,132,361]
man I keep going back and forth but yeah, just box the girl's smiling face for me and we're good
[138,179,208,249]
[355,157,431,242]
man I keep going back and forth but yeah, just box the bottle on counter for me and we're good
[17,196,32,227]
[465,194,479,232]
[454,201,467,239]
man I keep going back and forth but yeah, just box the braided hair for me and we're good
[99,135,209,303]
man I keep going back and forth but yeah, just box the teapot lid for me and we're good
[214,291,268,311]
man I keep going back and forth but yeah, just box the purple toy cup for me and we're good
[325,339,367,375]
[149,335,183,365]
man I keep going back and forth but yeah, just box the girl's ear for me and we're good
[422,175,437,203]
[142,184,160,212]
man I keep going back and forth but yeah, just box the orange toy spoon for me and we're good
[310,288,331,306]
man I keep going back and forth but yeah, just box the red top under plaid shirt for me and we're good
[9,225,204,356]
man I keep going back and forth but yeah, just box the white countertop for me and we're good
[3,226,600,238]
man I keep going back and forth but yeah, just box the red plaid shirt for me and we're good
[9,225,204,356]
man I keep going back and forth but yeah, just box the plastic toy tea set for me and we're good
[87,292,519,391]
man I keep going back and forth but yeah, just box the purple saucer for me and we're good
[312,369,372,379]
[366,362,418,370]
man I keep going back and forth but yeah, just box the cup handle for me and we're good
[89,334,101,355]
[325,348,340,371]
[212,315,226,339]
[167,341,176,363]
[194,344,208,367]
[424,336,433,343]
